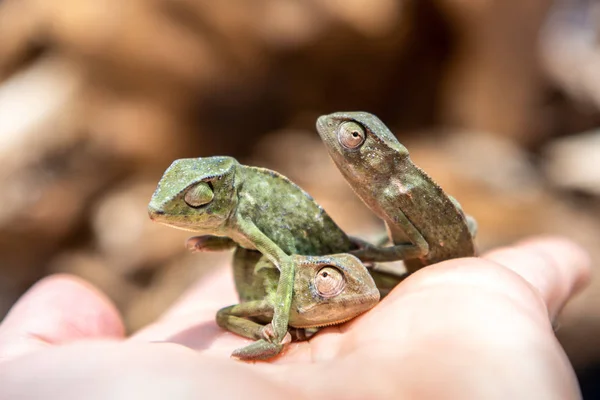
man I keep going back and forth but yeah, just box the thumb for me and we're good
[0,274,125,362]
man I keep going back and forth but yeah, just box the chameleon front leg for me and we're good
[354,197,477,268]
[350,235,412,286]
[216,301,291,360]
[235,221,295,351]
[350,203,429,273]
[350,233,391,249]
[350,241,425,263]
[189,227,295,355]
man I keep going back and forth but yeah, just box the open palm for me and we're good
[0,237,590,399]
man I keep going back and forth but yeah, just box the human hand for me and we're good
[0,237,591,399]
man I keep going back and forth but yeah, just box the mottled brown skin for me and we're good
[214,247,379,360]
[316,112,476,273]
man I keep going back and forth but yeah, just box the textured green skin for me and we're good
[148,157,354,253]
[148,156,387,360]
[211,247,379,360]
[316,111,476,273]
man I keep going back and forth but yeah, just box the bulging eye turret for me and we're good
[338,122,366,149]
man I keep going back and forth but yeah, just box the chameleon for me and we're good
[148,156,397,360]
[206,245,379,360]
[316,111,477,274]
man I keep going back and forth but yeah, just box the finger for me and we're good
[483,236,591,319]
[162,263,237,320]
[0,341,302,400]
[335,237,591,356]
[0,274,125,362]
[130,264,243,354]
[317,239,588,398]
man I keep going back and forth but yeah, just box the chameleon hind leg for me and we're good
[216,300,291,360]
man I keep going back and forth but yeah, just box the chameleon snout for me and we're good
[147,204,165,221]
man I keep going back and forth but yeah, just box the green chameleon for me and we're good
[148,156,393,360]
[316,111,477,273]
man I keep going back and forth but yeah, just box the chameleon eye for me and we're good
[338,122,366,149]
[184,182,214,207]
[315,266,345,298]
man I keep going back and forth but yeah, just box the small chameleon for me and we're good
[316,111,477,273]
[148,156,394,360]
[199,244,379,360]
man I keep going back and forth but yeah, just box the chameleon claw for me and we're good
[260,323,292,345]
[186,236,209,252]
[261,323,292,345]
[281,332,292,345]
[261,323,275,341]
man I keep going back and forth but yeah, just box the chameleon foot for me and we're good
[260,323,292,344]
[231,339,285,361]
[288,327,319,341]
[186,235,236,252]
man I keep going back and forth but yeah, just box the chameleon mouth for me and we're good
[294,290,380,329]
[153,219,195,232]
[298,289,379,314]
[151,219,201,233]
[295,310,370,329]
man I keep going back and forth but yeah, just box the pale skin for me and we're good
[0,237,590,399]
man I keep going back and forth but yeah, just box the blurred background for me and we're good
[1,0,600,393]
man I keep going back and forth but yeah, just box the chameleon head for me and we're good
[290,253,380,328]
[316,111,409,180]
[148,156,238,232]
